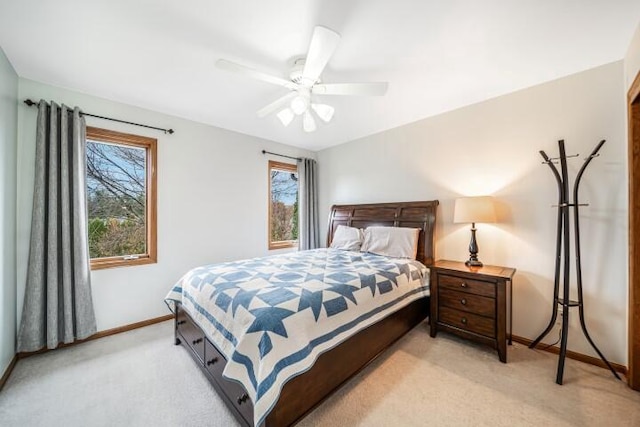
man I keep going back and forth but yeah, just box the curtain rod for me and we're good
[262,150,301,161]
[23,99,174,135]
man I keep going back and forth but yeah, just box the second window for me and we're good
[268,160,299,250]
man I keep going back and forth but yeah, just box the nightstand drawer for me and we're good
[439,274,495,298]
[439,288,495,318]
[439,306,495,338]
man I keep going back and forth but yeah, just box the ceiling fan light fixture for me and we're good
[217,25,388,135]
[311,103,335,122]
[290,95,308,115]
[277,108,295,126]
[303,110,317,132]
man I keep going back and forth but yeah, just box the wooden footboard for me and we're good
[174,297,429,426]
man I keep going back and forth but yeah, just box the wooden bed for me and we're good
[173,200,438,426]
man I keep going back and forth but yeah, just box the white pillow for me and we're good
[330,225,364,251]
[361,226,420,259]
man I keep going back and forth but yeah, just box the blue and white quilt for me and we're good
[165,248,429,426]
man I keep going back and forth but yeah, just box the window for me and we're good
[268,160,298,249]
[86,127,157,269]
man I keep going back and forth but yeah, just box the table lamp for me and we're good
[454,196,497,267]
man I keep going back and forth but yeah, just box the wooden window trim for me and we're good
[87,126,157,270]
[268,160,298,250]
[628,69,640,390]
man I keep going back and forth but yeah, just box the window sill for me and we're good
[268,241,298,251]
[91,255,156,270]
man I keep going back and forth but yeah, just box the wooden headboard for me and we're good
[326,200,439,266]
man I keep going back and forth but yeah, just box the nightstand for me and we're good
[430,260,516,362]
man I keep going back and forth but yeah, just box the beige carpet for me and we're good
[1,320,638,426]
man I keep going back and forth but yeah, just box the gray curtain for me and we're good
[298,158,319,250]
[17,100,97,352]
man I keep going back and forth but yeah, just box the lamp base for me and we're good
[465,259,483,267]
[466,223,483,267]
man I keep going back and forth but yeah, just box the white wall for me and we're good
[16,79,314,332]
[0,47,18,373]
[625,21,640,89]
[318,61,628,364]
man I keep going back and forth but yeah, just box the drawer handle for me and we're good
[206,357,219,366]
[460,282,468,288]
[177,320,186,325]
[192,338,203,345]
[461,317,468,325]
[460,298,467,305]
[237,393,249,405]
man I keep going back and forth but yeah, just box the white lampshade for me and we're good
[311,103,335,122]
[276,108,295,126]
[454,196,496,224]
[290,88,311,115]
[290,96,308,115]
[303,110,317,132]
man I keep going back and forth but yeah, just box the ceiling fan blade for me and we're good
[257,92,297,118]
[312,82,388,96]
[302,26,341,85]
[216,59,298,90]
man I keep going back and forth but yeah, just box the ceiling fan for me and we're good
[216,26,388,133]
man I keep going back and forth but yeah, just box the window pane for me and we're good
[270,168,298,243]
[87,140,147,259]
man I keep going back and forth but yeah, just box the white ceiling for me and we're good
[1,1,640,151]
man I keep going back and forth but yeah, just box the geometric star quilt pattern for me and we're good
[165,248,429,427]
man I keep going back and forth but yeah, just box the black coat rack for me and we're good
[529,139,621,385]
